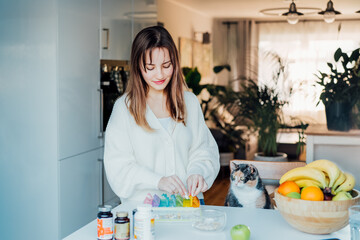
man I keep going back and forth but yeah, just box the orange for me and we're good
[301,186,324,201]
[278,181,300,196]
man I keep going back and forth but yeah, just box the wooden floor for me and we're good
[203,167,230,206]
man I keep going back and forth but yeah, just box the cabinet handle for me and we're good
[98,89,104,139]
[102,28,109,50]
[98,158,104,205]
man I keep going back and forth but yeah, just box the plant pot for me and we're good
[254,152,288,162]
[219,152,235,179]
[325,101,352,131]
[298,145,306,162]
[219,152,234,167]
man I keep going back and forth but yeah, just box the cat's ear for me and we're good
[249,164,257,174]
[230,162,238,171]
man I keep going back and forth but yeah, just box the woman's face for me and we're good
[140,47,173,94]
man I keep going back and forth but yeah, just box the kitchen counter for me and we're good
[305,124,360,136]
[63,202,350,240]
[305,124,360,191]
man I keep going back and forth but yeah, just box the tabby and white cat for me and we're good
[224,162,272,209]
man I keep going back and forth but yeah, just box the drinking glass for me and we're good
[349,205,360,240]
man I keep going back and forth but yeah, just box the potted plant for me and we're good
[315,47,360,131]
[280,119,308,161]
[213,51,292,161]
[226,79,288,161]
[182,67,246,162]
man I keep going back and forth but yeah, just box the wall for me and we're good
[157,0,213,84]
[157,0,212,48]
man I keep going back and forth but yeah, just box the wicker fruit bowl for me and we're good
[274,188,360,234]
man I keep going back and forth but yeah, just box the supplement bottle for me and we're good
[114,211,130,240]
[134,205,155,240]
[97,205,113,240]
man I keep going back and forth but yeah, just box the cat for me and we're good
[224,162,272,209]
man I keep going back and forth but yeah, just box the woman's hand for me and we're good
[187,174,208,197]
[158,175,187,196]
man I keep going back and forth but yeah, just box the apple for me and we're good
[332,191,352,201]
[286,192,301,199]
[230,224,250,240]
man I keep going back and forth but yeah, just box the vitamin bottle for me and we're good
[134,205,155,240]
[114,211,130,240]
[97,205,113,240]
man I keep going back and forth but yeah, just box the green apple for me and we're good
[230,224,250,240]
[332,191,352,201]
[286,192,301,199]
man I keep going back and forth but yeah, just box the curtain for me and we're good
[213,19,258,90]
[258,20,360,124]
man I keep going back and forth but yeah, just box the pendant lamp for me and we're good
[282,0,304,25]
[318,0,341,23]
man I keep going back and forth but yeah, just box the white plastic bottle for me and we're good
[134,205,155,240]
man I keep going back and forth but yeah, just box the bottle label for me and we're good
[134,216,154,240]
[114,222,130,240]
[97,217,113,239]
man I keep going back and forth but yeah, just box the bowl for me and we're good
[192,209,226,231]
[274,188,360,234]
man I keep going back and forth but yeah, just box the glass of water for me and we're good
[350,205,360,240]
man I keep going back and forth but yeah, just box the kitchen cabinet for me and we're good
[58,0,102,238]
[60,149,102,237]
[0,0,101,239]
[99,147,121,207]
[101,0,157,60]
[58,0,102,160]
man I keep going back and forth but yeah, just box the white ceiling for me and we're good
[168,0,360,21]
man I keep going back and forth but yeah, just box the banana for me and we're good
[334,172,356,194]
[294,179,323,188]
[325,176,330,187]
[331,171,346,195]
[279,167,327,189]
[306,159,340,188]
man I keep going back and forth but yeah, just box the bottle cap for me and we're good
[98,205,112,212]
[116,211,128,217]
[137,204,152,212]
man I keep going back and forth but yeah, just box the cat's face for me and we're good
[230,163,259,188]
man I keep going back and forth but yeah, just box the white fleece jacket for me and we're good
[104,91,220,203]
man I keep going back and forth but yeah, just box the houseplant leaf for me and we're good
[334,48,342,62]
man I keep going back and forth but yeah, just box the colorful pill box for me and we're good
[152,206,201,222]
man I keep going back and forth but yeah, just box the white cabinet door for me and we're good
[98,147,120,206]
[60,148,102,239]
[58,0,101,159]
[101,0,133,60]
[101,0,157,61]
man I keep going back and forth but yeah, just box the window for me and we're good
[258,20,360,124]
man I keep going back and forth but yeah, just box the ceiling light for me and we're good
[260,7,321,16]
[318,0,341,23]
[124,11,157,19]
[282,0,304,25]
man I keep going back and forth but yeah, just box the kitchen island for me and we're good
[63,201,350,240]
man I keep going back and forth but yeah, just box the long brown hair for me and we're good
[125,26,186,131]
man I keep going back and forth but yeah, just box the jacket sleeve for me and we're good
[103,99,163,199]
[186,93,220,189]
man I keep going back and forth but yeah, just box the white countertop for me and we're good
[64,202,350,240]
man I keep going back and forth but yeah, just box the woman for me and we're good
[104,26,220,204]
